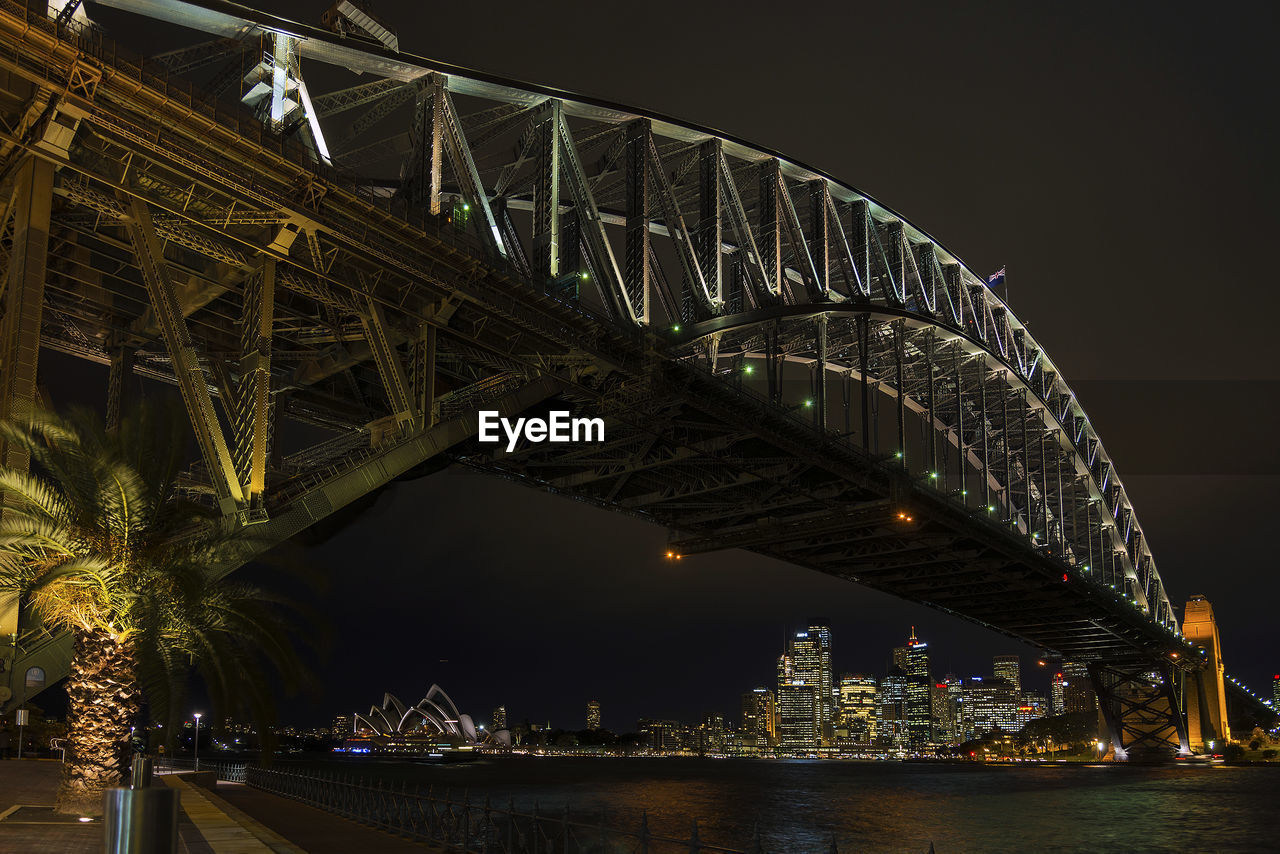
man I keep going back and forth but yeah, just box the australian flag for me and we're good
[986,266,1006,289]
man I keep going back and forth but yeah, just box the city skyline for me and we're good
[311,621,1084,738]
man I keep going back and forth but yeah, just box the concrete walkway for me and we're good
[213,780,439,853]
[0,760,440,852]
[0,760,99,853]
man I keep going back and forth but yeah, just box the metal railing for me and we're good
[154,757,247,783]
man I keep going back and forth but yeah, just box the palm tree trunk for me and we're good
[57,627,140,815]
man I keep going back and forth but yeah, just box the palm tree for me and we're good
[0,404,308,814]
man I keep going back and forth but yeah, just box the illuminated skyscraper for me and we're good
[778,626,833,747]
[1274,674,1280,709]
[877,667,909,749]
[778,682,819,751]
[904,629,932,746]
[959,677,1019,737]
[993,655,1021,694]
[330,714,351,741]
[892,645,909,671]
[836,674,878,745]
[699,712,726,753]
[586,700,601,730]
[492,705,508,731]
[1050,671,1066,714]
[931,681,956,744]
[742,688,776,743]
[791,626,834,744]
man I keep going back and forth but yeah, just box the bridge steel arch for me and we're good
[0,0,1273,753]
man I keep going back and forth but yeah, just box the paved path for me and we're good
[0,759,99,854]
[0,760,440,852]
[213,781,439,853]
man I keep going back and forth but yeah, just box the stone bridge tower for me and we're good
[1183,595,1230,750]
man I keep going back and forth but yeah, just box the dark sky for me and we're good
[82,0,1280,730]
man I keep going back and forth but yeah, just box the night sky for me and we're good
[77,0,1280,731]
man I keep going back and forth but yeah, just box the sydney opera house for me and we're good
[342,685,511,759]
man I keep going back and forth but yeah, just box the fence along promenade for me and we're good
[153,758,943,853]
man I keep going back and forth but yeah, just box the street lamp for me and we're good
[193,713,202,770]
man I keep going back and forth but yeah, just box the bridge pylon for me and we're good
[1182,594,1231,751]
[1090,661,1190,761]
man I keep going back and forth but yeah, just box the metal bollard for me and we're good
[103,756,179,854]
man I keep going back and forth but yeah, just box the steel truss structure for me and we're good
[0,0,1270,751]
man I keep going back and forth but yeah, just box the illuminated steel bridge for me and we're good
[0,0,1270,757]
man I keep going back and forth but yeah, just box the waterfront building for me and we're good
[586,700,601,730]
[492,705,508,731]
[788,626,835,744]
[330,714,351,741]
[1016,692,1048,729]
[837,674,878,745]
[742,688,776,744]
[1274,674,1280,709]
[942,674,966,744]
[1061,662,1097,713]
[778,682,820,751]
[931,681,956,744]
[904,629,932,746]
[876,666,910,749]
[348,685,496,755]
[699,712,726,753]
[637,719,681,752]
[1050,671,1066,714]
[993,655,1021,694]
[958,677,1018,739]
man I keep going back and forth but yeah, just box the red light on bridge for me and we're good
[1062,573,1068,582]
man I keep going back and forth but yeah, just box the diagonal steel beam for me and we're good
[121,193,244,513]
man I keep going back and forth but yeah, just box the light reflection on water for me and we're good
[279,756,1277,852]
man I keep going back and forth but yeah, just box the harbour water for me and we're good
[272,756,1276,852]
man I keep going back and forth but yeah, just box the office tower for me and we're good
[637,719,680,752]
[892,645,909,671]
[492,705,508,731]
[1061,662,1097,713]
[877,667,909,749]
[776,626,833,748]
[700,712,726,753]
[330,713,351,741]
[586,700,601,730]
[778,682,819,751]
[1016,692,1047,729]
[904,628,932,746]
[1274,674,1280,709]
[993,655,1021,694]
[931,681,956,744]
[837,674,878,744]
[1051,671,1066,714]
[777,652,793,685]
[944,674,966,742]
[742,688,776,743]
[960,677,1019,737]
[788,626,834,744]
